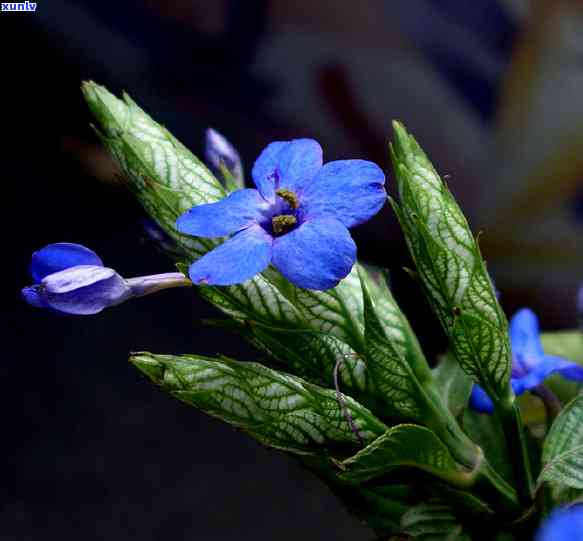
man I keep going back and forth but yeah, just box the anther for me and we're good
[276,188,299,209]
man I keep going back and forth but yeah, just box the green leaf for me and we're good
[462,409,513,484]
[359,269,436,420]
[202,319,373,403]
[341,424,471,486]
[245,325,372,396]
[538,395,583,489]
[431,485,494,518]
[82,81,225,260]
[390,121,511,405]
[433,353,473,418]
[400,500,470,541]
[293,265,365,352]
[359,268,486,473]
[299,456,414,537]
[198,275,305,329]
[352,485,412,535]
[130,352,387,455]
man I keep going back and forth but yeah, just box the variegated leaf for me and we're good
[299,455,414,537]
[432,354,473,418]
[82,81,224,260]
[198,275,304,329]
[130,352,386,455]
[538,395,583,489]
[432,485,494,518]
[401,500,470,541]
[360,269,436,419]
[390,121,511,404]
[246,325,370,396]
[293,265,366,352]
[352,485,413,535]
[341,424,463,485]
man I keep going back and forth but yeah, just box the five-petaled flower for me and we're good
[536,506,583,541]
[22,243,190,315]
[176,139,386,290]
[470,308,583,413]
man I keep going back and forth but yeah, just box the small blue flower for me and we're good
[176,139,386,290]
[22,243,190,315]
[470,308,583,413]
[536,506,583,541]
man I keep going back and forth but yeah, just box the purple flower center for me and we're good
[259,188,303,237]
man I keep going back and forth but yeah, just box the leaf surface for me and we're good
[539,395,583,489]
[131,352,386,455]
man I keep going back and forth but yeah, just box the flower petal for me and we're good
[41,265,131,315]
[536,506,583,541]
[188,225,272,285]
[509,308,544,371]
[252,140,323,201]
[30,243,103,283]
[469,385,495,414]
[512,356,583,395]
[176,189,269,238]
[272,218,356,290]
[300,160,386,228]
[251,142,288,201]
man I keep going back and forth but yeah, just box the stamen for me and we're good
[272,214,297,234]
[276,188,299,209]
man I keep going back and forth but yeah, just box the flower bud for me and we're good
[22,243,191,316]
[23,265,131,315]
[205,128,244,190]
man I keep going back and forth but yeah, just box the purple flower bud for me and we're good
[26,265,132,315]
[22,243,191,316]
[205,128,243,189]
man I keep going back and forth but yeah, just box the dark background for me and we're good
[3,1,583,540]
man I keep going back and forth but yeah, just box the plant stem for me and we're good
[532,384,562,426]
[423,388,520,512]
[445,416,521,512]
[476,456,522,514]
[496,395,535,506]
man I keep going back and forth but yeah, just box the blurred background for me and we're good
[4,0,583,539]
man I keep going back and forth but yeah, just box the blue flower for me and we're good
[176,139,386,290]
[470,308,583,413]
[536,506,583,541]
[22,243,190,315]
